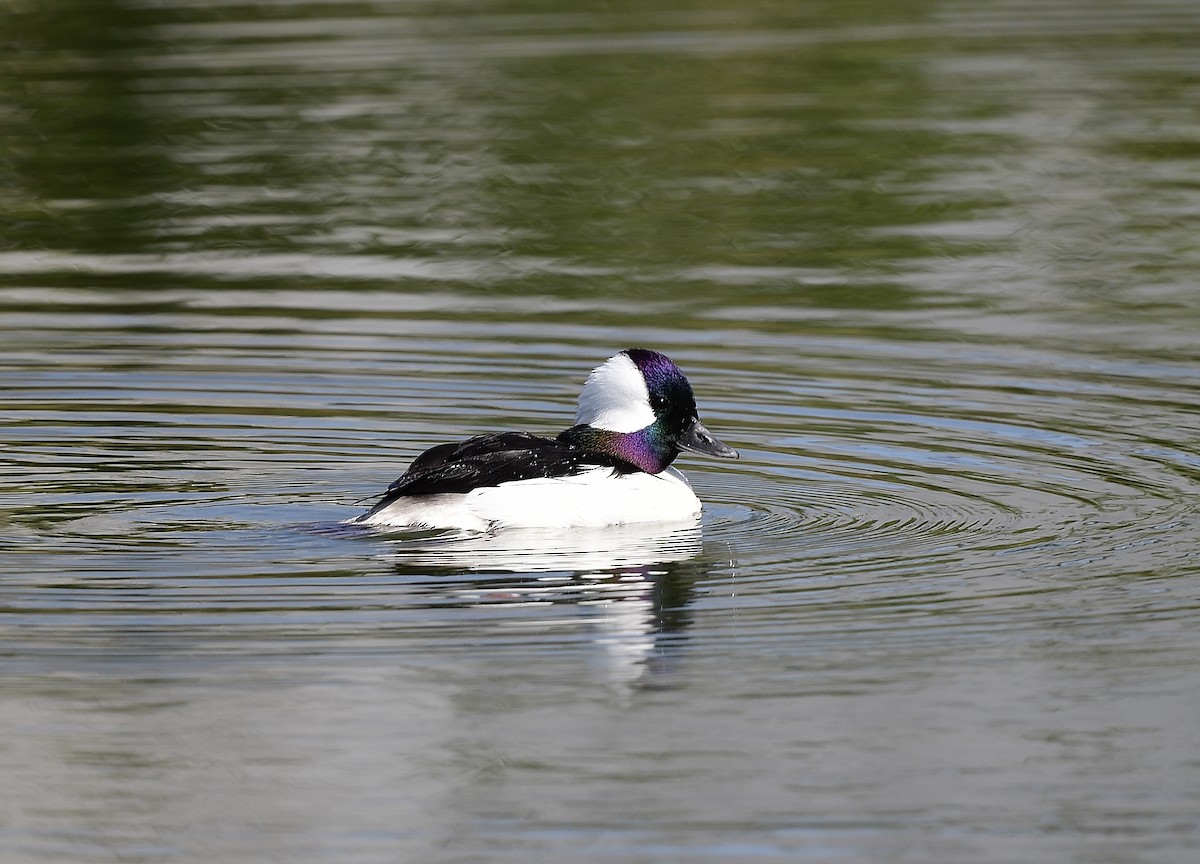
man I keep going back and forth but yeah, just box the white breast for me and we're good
[356,467,702,532]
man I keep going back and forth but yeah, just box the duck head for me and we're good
[560,348,739,474]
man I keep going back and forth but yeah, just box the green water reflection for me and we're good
[2,0,1016,306]
[2,0,181,251]
[6,0,1197,326]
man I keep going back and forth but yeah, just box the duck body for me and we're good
[354,349,737,532]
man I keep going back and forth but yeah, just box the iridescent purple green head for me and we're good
[557,348,739,474]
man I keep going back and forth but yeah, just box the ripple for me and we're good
[669,343,1200,622]
[3,287,1197,655]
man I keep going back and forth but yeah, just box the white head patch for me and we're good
[574,352,656,432]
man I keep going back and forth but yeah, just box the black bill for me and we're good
[678,417,739,459]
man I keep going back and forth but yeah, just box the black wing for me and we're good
[365,432,627,515]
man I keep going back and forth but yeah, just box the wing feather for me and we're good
[365,432,629,516]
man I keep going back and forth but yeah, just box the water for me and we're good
[2,0,1199,861]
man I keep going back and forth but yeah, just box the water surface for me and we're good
[2,1,1199,862]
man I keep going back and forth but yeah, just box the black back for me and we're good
[365,432,634,516]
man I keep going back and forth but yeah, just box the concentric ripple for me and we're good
[641,338,1200,655]
[3,297,1194,700]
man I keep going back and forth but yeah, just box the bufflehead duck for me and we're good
[354,348,738,531]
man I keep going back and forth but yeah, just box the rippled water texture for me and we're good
[2,1,1199,862]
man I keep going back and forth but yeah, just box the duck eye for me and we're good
[650,393,667,410]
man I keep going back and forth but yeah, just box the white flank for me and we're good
[356,467,701,531]
[573,352,656,432]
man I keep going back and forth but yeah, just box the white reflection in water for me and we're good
[375,518,710,690]
[377,517,703,572]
